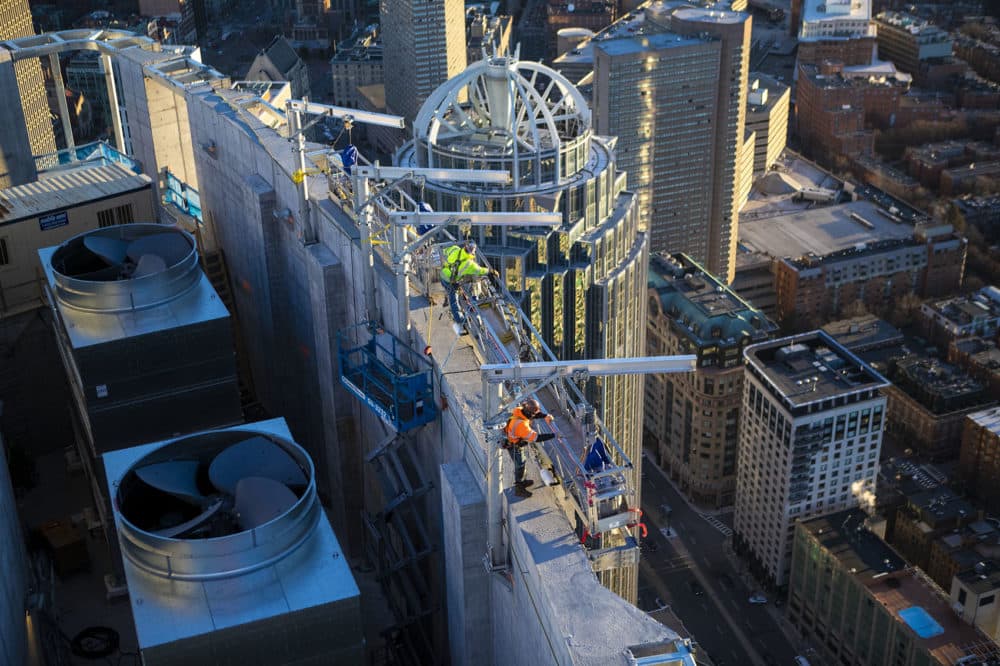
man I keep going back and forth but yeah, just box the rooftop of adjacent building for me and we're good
[801,508,996,663]
[953,193,1000,214]
[592,27,710,56]
[891,355,986,400]
[798,60,912,89]
[875,10,950,37]
[904,486,978,527]
[253,36,304,76]
[330,24,381,63]
[801,0,871,24]
[923,286,1000,327]
[801,508,906,579]
[955,559,1000,595]
[745,330,888,405]
[968,406,1000,437]
[648,252,775,347]
[746,72,790,114]
[822,315,904,352]
[740,196,915,260]
[0,159,150,225]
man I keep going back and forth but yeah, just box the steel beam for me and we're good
[286,100,405,129]
[389,211,561,228]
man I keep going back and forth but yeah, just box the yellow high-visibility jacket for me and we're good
[440,245,489,285]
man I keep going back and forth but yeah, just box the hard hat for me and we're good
[522,398,540,415]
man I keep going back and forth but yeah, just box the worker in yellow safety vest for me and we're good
[440,241,494,328]
[503,398,555,498]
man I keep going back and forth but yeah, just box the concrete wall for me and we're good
[117,49,203,195]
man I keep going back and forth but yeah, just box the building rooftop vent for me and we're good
[49,223,199,313]
[113,426,318,580]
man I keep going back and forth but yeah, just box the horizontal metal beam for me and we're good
[286,100,405,129]
[390,211,561,227]
[353,165,510,184]
[0,29,155,60]
[481,355,697,382]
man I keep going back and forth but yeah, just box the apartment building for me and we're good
[794,0,876,66]
[735,331,888,588]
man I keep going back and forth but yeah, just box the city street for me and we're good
[637,451,799,666]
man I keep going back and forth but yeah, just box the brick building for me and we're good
[959,407,1000,516]
[774,224,966,330]
[795,60,909,160]
[874,11,953,85]
[948,338,1000,397]
[645,253,775,509]
[920,286,1000,347]
[883,356,995,461]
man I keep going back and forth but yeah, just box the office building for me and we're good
[592,3,751,282]
[398,54,649,600]
[646,253,775,508]
[788,508,1000,665]
[380,0,466,124]
[735,331,889,588]
[794,0,876,66]
[0,0,57,186]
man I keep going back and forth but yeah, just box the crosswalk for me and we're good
[700,513,733,537]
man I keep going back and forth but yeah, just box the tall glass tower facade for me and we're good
[397,55,649,601]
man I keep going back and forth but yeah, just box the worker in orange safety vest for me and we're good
[503,398,555,498]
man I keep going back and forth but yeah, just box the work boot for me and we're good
[515,480,534,489]
[513,484,533,498]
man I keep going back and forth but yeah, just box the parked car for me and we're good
[748,593,767,605]
[688,580,705,597]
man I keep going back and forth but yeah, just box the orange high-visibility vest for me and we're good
[504,407,538,444]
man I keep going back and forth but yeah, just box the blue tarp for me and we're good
[584,438,613,473]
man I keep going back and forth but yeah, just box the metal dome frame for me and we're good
[412,53,592,189]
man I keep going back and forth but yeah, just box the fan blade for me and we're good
[135,460,205,505]
[208,436,307,495]
[154,498,225,538]
[83,236,130,265]
[132,253,167,278]
[235,477,298,529]
[126,233,191,265]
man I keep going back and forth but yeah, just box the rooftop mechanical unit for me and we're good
[103,419,363,665]
[38,223,242,455]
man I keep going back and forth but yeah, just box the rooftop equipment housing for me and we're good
[103,419,363,665]
[39,223,243,455]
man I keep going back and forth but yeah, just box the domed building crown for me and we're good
[410,51,593,191]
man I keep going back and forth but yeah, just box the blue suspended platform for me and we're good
[337,323,438,432]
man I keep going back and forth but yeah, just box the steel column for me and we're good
[49,53,74,152]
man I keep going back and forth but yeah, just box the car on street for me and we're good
[748,593,767,605]
[688,580,705,596]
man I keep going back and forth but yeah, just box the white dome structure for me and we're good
[407,54,594,191]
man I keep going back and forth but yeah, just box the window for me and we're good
[0,237,8,265]
[980,594,995,607]
[97,203,135,228]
